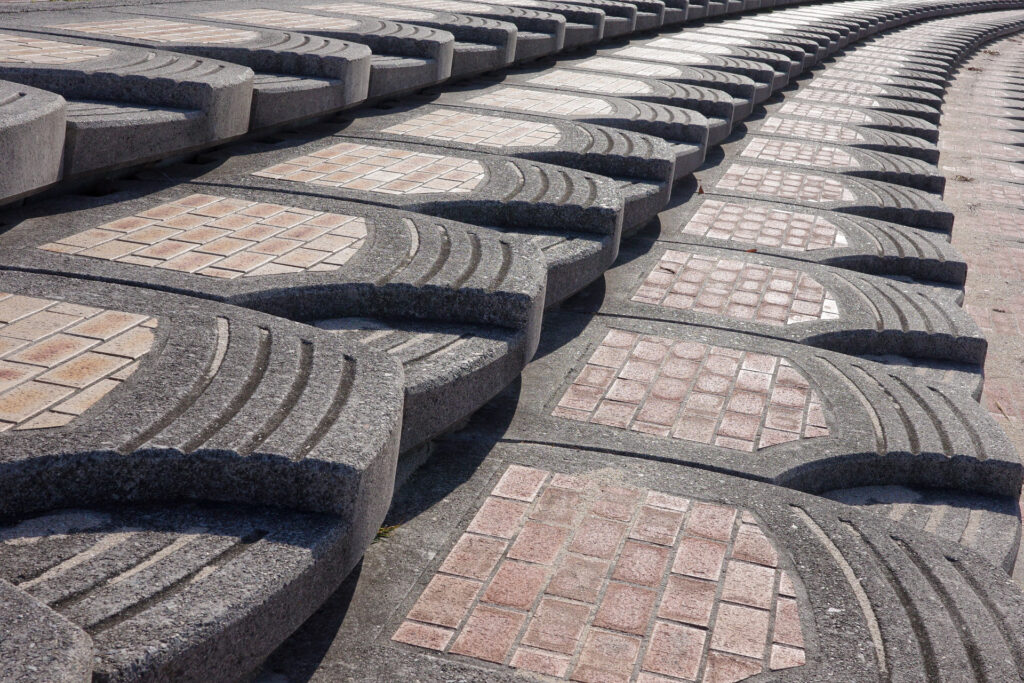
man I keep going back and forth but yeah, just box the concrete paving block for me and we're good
[139,4,455,100]
[338,102,677,232]
[428,81,711,175]
[823,485,1021,572]
[728,133,946,193]
[14,11,372,131]
[0,270,403,519]
[0,185,547,451]
[575,240,986,364]
[500,311,1020,496]
[151,131,625,306]
[0,580,91,683]
[266,440,1024,682]
[499,66,738,145]
[0,503,361,683]
[0,78,64,204]
[699,160,954,232]
[0,28,253,178]
[283,1,517,80]
[656,194,968,285]
[372,0,568,62]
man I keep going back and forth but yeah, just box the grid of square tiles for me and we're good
[681,200,848,251]
[554,330,829,452]
[821,69,896,86]
[0,33,112,64]
[0,295,156,431]
[467,87,613,116]
[380,109,562,148]
[414,0,494,12]
[39,194,367,279]
[805,78,892,95]
[794,89,881,108]
[307,2,436,20]
[647,39,733,56]
[740,137,859,169]
[573,57,683,79]
[202,9,359,30]
[394,466,807,682]
[678,32,752,47]
[59,19,260,44]
[778,102,873,125]
[716,164,856,203]
[759,117,866,144]
[254,143,486,194]
[633,250,839,325]
[526,70,654,96]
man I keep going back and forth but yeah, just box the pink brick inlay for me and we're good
[779,102,872,125]
[716,164,857,203]
[633,250,840,325]
[613,46,710,66]
[394,466,809,681]
[467,87,613,116]
[741,137,859,170]
[39,194,367,279]
[0,295,156,431]
[381,109,561,148]
[555,329,829,452]
[795,89,881,108]
[682,200,848,251]
[202,9,359,30]
[760,117,866,144]
[0,33,113,64]
[526,69,654,95]
[57,19,260,44]
[254,142,486,194]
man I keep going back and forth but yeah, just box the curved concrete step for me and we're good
[0,29,253,177]
[0,78,64,204]
[587,241,986,364]
[339,103,677,231]
[659,195,968,285]
[504,311,1021,497]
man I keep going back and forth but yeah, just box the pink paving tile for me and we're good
[672,536,727,581]
[407,575,481,628]
[721,561,776,610]
[467,496,528,538]
[449,605,524,663]
[521,598,591,655]
[392,621,453,651]
[630,506,684,547]
[493,464,548,501]
[438,534,507,580]
[508,522,568,565]
[570,516,628,559]
[594,582,659,635]
[710,603,771,659]
[642,621,706,681]
[686,502,738,541]
[659,575,717,627]
[511,647,572,677]
[612,542,671,587]
[572,630,642,683]
[547,554,611,603]
[482,560,548,610]
[704,651,764,683]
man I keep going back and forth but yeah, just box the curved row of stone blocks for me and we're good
[2,0,1024,680]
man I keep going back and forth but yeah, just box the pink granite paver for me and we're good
[381,109,562,148]
[553,330,829,451]
[394,466,809,681]
[716,164,857,203]
[467,87,613,116]
[0,33,113,64]
[632,250,839,325]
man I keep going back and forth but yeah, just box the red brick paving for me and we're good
[394,466,808,681]
[553,329,830,452]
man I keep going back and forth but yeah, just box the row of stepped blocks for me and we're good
[1,0,1024,681]
[0,0,833,204]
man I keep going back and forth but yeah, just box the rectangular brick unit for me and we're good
[681,199,849,251]
[381,109,563,148]
[467,87,614,116]
[39,194,367,279]
[0,294,156,431]
[255,143,487,194]
[0,33,113,64]
[633,250,839,325]
[57,19,261,44]
[394,466,808,682]
[554,330,829,452]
